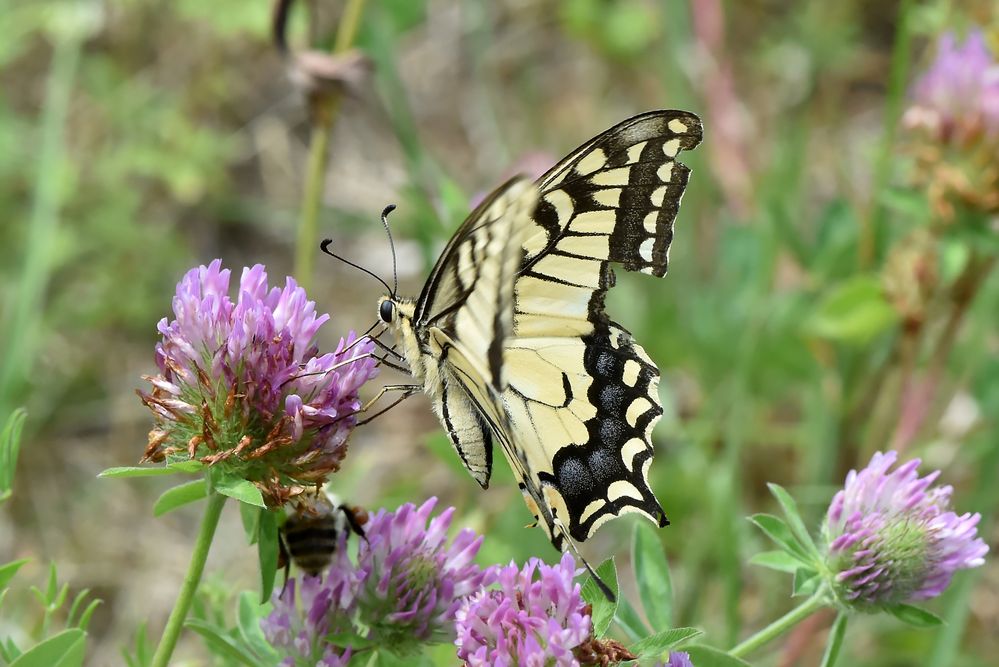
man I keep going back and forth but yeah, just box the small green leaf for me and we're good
[886,603,944,627]
[767,484,821,559]
[684,644,754,667]
[257,510,280,603]
[630,627,703,658]
[939,237,970,283]
[878,187,930,219]
[792,567,821,597]
[44,563,59,603]
[632,521,673,630]
[99,461,202,478]
[805,275,897,344]
[214,477,265,507]
[9,629,86,667]
[819,612,848,667]
[239,502,261,544]
[66,589,90,627]
[581,559,618,637]
[166,460,204,473]
[1,408,27,501]
[1,636,21,662]
[153,480,208,516]
[748,550,805,573]
[120,623,151,667]
[748,514,810,562]
[184,619,258,666]
[98,466,179,478]
[76,600,101,632]
[237,591,279,662]
[0,559,29,588]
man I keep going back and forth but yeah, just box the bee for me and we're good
[278,489,367,578]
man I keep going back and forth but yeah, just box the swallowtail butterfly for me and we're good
[376,110,702,566]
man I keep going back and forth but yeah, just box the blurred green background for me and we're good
[1,0,997,665]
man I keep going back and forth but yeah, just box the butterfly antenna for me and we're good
[380,204,399,295]
[320,239,394,295]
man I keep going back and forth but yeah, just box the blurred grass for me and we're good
[1,1,997,665]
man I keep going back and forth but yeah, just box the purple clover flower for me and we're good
[455,552,591,667]
[261,555,357,667]
[660,652,694,667]
[823,451,988,609]
[139,260,378,504]
[905,30,999,143]
[354,497,489,652]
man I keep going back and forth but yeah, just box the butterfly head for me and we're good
[377,295,421,376]
[377,295,412,326]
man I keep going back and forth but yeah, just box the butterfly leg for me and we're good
[355,383,422,426]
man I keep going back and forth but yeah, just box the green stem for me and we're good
[293,0,369,291]
[819,611,848,667]
[149,492,227,667]
[729,590,828,658]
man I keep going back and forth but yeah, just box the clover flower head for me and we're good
[823,451,988,609]
[455,551,591,667]
[352,497,488,653]
[261,554,357,667]
[139,261,379,504]
[905,30,999,144]
[902,30,999,220]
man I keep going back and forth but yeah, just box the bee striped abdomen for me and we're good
[282,514,340,575]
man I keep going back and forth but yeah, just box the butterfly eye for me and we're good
[379,299,395,323]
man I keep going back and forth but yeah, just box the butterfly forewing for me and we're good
[410,178,539,489]
[528,109,703,277]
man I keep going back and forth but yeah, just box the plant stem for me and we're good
[149,492,227,667]
[729,590,828,658]
[294,0,369,291]
[926,254,995,382]
[819,611,848,667]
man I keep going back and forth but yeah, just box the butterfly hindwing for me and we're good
[502,322,665,546]
[502,110,701,547]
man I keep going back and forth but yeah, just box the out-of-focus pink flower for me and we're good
[905,30,999,144]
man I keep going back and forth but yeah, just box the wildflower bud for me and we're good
[455,552,592,667]
[822,451,988,610]
[881,230,938,329]
[902,30,999,221]
[138,260,379,504]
